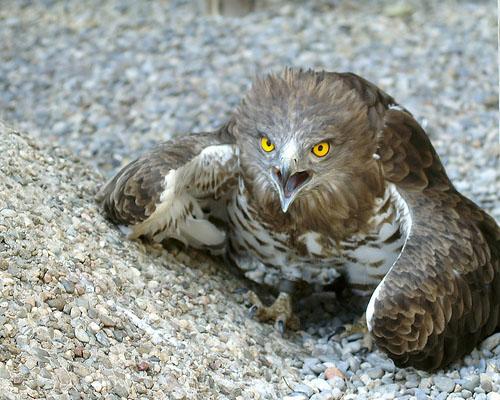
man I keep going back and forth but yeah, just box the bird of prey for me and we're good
[97,69,500,371]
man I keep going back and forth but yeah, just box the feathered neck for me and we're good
[241,163,385,241]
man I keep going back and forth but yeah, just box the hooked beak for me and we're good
[271,163,311,213]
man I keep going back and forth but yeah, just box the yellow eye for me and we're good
[260,137,275,152]
[312,142,330,157]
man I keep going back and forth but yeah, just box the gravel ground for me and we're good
[1,0,499,399]
[0,124,304,399]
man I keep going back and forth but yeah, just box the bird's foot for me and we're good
[329,313,372,353]
[161,238,186,257]
[245,291,300,335]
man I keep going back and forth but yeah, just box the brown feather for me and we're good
[366,100,500,370]
[97,123,235,226]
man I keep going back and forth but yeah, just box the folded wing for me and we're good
[367,107,500,371]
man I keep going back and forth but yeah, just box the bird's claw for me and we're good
[328,325,346,340]
[328,313,373,353]
[244,291,300,334]
[275,317,286,337]
[248,304,259,318]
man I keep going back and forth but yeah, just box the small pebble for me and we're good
[91,381,103,392]
[366,367,384,379]
[70,307,81,319]
[88,321,100,333]
[74,327,90,343]
[461,375,480,391]
[95,331,110,347]
[324,367,345,380]
[309,378,331,392]
[0,209,16,218]
[311,363,326,374]
[113,383,129,398]
[73,346,84,358]
[327,376,345,391]
[433,376,455,393]
[346,356,360,372]
[137,361,150,372]
[310,392,333,400]
[480,373,493,393]
[414,388,428,400]
[60,279,75,294]
[284,394,308,400]
[330,388,342,400]
[292,384,314,398]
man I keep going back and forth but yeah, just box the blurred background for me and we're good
[0,0,498,217]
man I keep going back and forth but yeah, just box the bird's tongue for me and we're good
[284,171,310,197]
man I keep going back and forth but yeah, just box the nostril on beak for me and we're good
[273,167,282,181]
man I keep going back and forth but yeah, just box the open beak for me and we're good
[271,163,311,213]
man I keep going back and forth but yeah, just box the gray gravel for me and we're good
[0,123,304,398]
[1,0,499,399]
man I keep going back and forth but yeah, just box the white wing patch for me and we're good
[128,144,238,251]
[187,144,238,199]
[388,103,405,111]
[352,246,390,264]
[342,184,407,296]
[378,222,399,242]
[180,217,226,247]
[366,184,412,331]
[199,144,236,164]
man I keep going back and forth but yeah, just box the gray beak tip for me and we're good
[271,165,311,214]
[279,196,293,214]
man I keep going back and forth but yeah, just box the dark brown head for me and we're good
[232,69,383,220]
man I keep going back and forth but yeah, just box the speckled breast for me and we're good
[226,180,406,296]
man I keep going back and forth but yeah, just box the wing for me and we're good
[366,107,500,370]
[97,122,239,250]
[331,72,500,370]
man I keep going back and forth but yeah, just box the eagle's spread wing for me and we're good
[363,103,500,370]
[97,123,239,250]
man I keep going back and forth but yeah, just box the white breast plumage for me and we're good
[227,181,406,295]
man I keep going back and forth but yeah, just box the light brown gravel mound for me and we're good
[0,122,303,399]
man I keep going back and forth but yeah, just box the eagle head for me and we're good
[233,68,383,215]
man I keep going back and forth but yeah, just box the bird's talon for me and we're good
[244,291,299,333]
[276,319,286,336]
[329,314,373,354]
[248,304,259,318]
[329,325,346,339]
